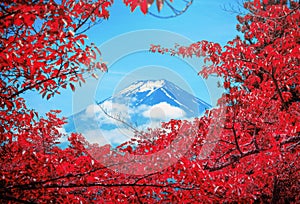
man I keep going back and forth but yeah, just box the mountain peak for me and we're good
[118,79,166,96]
[109,79,211,115]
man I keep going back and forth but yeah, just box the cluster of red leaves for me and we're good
[123,0,172,14]
[1,0,300,203]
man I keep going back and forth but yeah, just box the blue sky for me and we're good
[23,0,239,117]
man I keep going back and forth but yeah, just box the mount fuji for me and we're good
[64,79,211,146]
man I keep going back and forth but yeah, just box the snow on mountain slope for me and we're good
[119,80,165,96]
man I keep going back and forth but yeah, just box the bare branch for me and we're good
[149,0,193,19]
[96,102,140,133]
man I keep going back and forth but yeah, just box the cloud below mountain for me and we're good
[142,102,185,120]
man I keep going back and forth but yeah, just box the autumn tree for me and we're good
[1,0,299,203]
[150,0,300,202]
[0,0,177,203]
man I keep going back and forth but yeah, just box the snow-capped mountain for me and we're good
[64,79,211,146]
[100,79,211,118]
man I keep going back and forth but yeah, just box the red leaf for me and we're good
[140,0,148,14]
[46,94,51,100]
[80,38,85,45]
[101,63,108,72]
[156,0,164,12]
[70,83,75,92]
[94,46,101,55]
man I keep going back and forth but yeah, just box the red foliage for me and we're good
[0,0,112,111]
[150,0,300,202]
[1,0,299,203]
[123,0,169,14]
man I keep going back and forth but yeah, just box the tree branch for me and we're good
[204,149,260,172]
[96,102,140,133]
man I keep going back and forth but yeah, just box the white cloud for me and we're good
[85,102,129,118]
[139,120,163,131]
[101,101,128,113]
[83,103,131,125]
[57,127,67,134]
[82,127,135,146]
[56,127,69,143]
[69,102,188,147]
[132,104,149,114]
[85,104,102,118]
[143,102,185,120]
